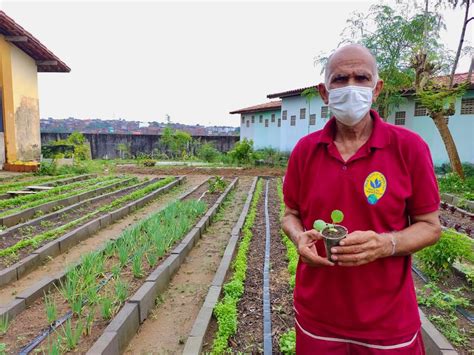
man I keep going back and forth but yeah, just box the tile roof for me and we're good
[230,100,282,114]
[0,11,70,72]
[267,73,474,99]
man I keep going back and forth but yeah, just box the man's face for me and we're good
[318,48,383,105]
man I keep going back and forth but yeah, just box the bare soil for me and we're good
[0,175,207,306]
[413,271,474,354]
[439,206,474,237]
[125,176,254,354]
[117,164,285,177]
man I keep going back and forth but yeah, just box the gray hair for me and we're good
[324,44,379,85]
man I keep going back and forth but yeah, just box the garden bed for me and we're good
[0,176,236,353]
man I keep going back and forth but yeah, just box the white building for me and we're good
[231,74,474,165]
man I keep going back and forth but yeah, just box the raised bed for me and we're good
[0,176,237,353]
[0,175,120,228]
[0,176,182,290]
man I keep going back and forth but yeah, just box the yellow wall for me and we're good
[0,35,41,164]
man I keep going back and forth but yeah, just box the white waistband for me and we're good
[295,318,419,350]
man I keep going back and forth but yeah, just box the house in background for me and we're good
[0,11,70,171]
[233,74,474,165]
[230,101,281,150]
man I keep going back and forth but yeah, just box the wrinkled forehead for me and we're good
[326,49,377,81]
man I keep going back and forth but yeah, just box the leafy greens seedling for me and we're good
[313,210,344,232]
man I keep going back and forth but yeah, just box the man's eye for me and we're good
[356,76,369,81]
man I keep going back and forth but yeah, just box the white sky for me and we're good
[0,0,472,127]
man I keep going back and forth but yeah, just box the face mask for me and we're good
[327,84,375,126]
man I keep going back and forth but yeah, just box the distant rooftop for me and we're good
[230,100,282,115]
[0,11,70,72]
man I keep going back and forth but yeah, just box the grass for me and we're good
[211,178,263,354]
[0,174,74,195]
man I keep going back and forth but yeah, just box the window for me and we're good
[321,106,329,119]
[251,116,255,124]
[246,120,249,128]
[259,115,263,123]
[394,111,406,126]
[414,102,427,116]
[290,115,296,126]
[282,110,287,120]
[461,98,474,115]
[271,113,276,123]
[309,114,316,125]
[278,118,281,127]
[300,108,306,119]
[265,119,269,128]
[241,116,245,124]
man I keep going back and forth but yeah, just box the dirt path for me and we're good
[125,176,254,354]
[0,175,208,306]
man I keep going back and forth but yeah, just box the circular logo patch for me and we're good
[364,171,387,205]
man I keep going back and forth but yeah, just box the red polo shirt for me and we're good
[283,110,440,340]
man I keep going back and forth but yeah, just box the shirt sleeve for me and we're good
[283,141,302,211]
[406,137,440,217]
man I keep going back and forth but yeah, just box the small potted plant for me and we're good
[313,210,347,261]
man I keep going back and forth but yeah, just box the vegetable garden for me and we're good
[0,167,471,354]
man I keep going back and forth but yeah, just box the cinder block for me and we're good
[145,263,171,294]
[0,298,25,320]
[3,212,22,227]
[33,240,60,262]
[0,265,18,286]
[98,213,112,229]
[15,254,40,279]
[183,336,204,355]
[58,229,88,253]
[420,308,455,354]
[85,219,101,236]
[204,286,221,307]
[129,281,160,323]
[16,276,55,306]
[163,253,181,277]
[135,197,147,209]
[110,206,129,222]
[106,303,139,353]
[189,305,214,338]
[86,331,119,355]
[195,219,206,234]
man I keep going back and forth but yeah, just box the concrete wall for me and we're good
[239,109,281,150]
[41,133,239,159]
[10,45,40,162]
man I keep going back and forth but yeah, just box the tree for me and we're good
[301,87,318,134]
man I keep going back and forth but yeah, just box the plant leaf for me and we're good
[331,210,344,224]
[313,219,327,232]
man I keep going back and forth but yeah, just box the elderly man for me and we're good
[282,44,441,354]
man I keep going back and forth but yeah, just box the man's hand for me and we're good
[296,230,335,267]
[330,231,393,266]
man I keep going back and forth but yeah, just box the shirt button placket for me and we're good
[342,165,347,171]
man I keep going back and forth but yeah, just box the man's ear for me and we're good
[318,83,329,105]
[372,79,384,102]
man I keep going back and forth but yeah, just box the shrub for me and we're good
[198,143,221,163]
[141,159,157,167]
[228,139,254,165]
[416,229,474,279]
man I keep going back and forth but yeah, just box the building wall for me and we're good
[10,44,40,162]
[279,95,327,152]
[240,109,281,150]
[386,92,474,165]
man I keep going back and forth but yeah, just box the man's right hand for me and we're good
[295,230,335,267]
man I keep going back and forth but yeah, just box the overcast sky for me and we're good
[0,0,471,127]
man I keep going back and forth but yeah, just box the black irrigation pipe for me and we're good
[411,264,474,324]
[18,272,115,355]
[263,179,272,355]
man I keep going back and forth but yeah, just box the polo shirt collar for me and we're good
[318,109,390,149]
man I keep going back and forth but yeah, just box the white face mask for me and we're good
[327,84,375,126]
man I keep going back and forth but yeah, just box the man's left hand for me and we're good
[330,231,393,266]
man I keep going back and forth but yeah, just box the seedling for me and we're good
[132,252,144,278]
[313,210,344,233]
[100,297,114,320]
[208,176,227,194]
[115,279,129,303]
[62,318,83,351]
[44,293,57,324]
[0,315,9,335]
[84,308,96,336]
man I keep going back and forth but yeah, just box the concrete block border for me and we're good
[0,176,144,229]
[0,174,107,227]
[0,177,186,321]
[183,176,258,354]
[420,308,458,354]
[88,177,239,354]
[440,192,474,214]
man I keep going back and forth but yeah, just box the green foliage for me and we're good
[417,283,470,346]
[62,318,83,351]
[100,297,114,320]
[228,139,254,165]
[437,171,474,201]
[0,315,9,335]
[141,159,157,167]
[417,83,467,116]
[416,229,474,279]
[211,179,263,353]
[160,128,192,159]
[279,328,296,355]
[198,142,221,163]
[51,132,92,160]
[208,176,227,194]
[331,210,344,224]
[253,148,289,167]
[44,293,58,324]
